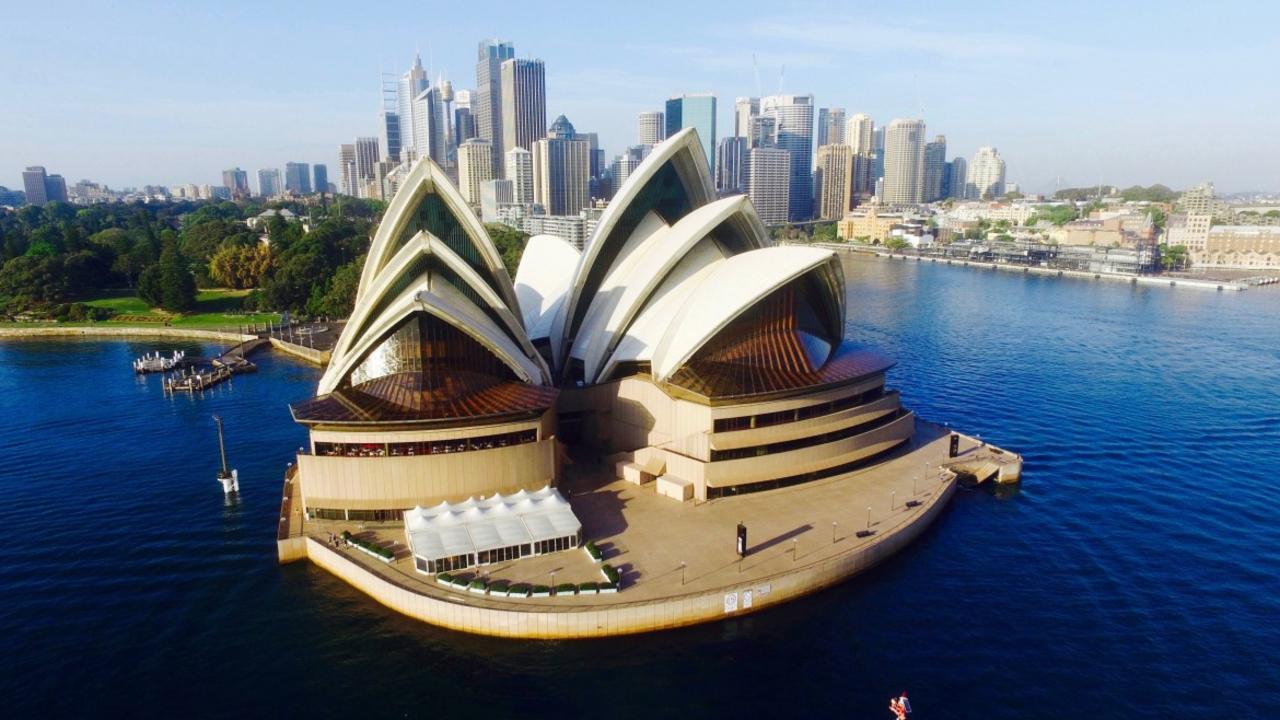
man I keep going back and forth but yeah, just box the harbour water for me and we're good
[1,255,1277,718]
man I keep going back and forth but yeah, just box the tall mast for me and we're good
[213,415,229,476]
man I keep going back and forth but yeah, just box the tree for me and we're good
[310,257,363,318]
[0,255,68,304]
[209,243,274,289]
[884,237,909,250]
[1162,244,1189,271]
[485,223,529,276]
[140,240,196,312]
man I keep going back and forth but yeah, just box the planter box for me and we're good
[468,585,488,594]
[600,586,618,594]
[532,591,551,598]
[578,588,598,595]
[582,546,602,562]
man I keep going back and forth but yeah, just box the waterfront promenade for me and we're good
[279,422,1015,638]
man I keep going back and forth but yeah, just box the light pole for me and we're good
[792,538,798,563]
[892,491,896,510]
[681,561,686,586]
[866,506,872,530]
[550,570,556,595]
[832,521,838,543]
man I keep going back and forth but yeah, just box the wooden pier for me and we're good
[162,338,267,394]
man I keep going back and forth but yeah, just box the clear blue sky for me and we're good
[3,0,1277,194]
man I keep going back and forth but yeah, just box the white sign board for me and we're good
[723,592,738,614]
[742,589,753,609]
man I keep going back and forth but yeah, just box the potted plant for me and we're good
[583,541,603,561]
[531,584,551,598]
[578,581,599,595]
[554,583,577,596]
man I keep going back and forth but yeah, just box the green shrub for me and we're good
[509,583,531,596]
[490,580,510,593]
[555,583,576,595]
[584,541,603,560]
[601,564,620,584]
[532,585,550,594]
[579,582,598,592]
[469,579,488,591]
[438,572,454,583]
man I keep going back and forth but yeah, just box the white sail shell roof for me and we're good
[513,234,581,341]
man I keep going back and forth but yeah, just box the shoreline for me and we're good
[0,325,329,365]
[815,243,1250,291]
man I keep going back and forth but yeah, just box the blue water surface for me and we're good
[1,255,1277,719]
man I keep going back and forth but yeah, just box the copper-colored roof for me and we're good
[291,371,558,426]
[667,341,895,403]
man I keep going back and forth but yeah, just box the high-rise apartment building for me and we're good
[382,111,402,164]
[882,119,926,204]
[761,94,815,221]
[532,115,590,216]
[923,135,947,202]
[665,94,717,170]
[817,107,846,148]
[749,115,777,149]
[475,39,516,177]
[611,145,648,194]
[505,147,534,205]
[747,147,791,226]
[457,139,494,207]
[338,144,357,196]
[500,58,546,157]
[454,89,477,146]
[873,126,886,181]
[815,144,854,221]
[967,147,1006,199]
[947,158,968,200]
[846,113,874,155]
[313,165,329,195]
[716,136,748,195]
[257,168,282,198]
[222,168,250,198]
[479,178,514,223]
[734,97,759,138]
[638,111,665,145]
[284,162,312,195]
[355,137,381,195]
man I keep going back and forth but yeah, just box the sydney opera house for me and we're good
[286,129,925,603]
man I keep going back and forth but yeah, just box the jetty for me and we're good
[163,338,266,394]
[132,350,187,373]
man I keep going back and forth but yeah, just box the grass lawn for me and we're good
[86,289,281,330]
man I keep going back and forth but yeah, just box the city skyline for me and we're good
[3,1,1278,193]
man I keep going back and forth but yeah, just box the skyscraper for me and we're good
[716,136,748,195]
[967,147,1007,199]
[382,111,402,164]
[313,164,329,195]
[638,111,665,145]
[355,137,381,195]
[500,58,546,157]
[815,144,854,221]
[747,147,791,226]
[610,146,648,195]
[454,89,477,146]
[734,97,759,137]
[749,115,777,149]
[882,119,926,204]
[873,126,886,181]
[480,178,514,223]
[411,85,448,166]
[22,166,49,206]
[761,94,815,221]
[817,107,846,147]
[284,162,312,194]
[222,168,249,198]
[338,144,357,196]
[946,158,967,200]
[476,39,516,177]
[457,139,494,207]
[923,135,947,202]
[532,115,590,216]
[257,168,282,198]
[398,54,429,159]
[665,93,717,170]
[506,147,534,205]
[846,113,874,155]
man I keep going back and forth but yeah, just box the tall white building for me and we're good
[747,147,791,226]
[846,114,874,155]
[355,137,381,196]
[338,144,357,196]
[638,111,665,145]
[457,139,494,207]
[967,147,1007,199]
[397,54,429,161]
[882,119,926,205]
[817,107,846,147]
[505,147,534,205]
[500,58,546,157]
[411,86,448,166]
[734,97,759,138]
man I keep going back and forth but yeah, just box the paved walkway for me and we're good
[308,420,990,611]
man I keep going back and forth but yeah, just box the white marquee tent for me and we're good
[404,486,583,574]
